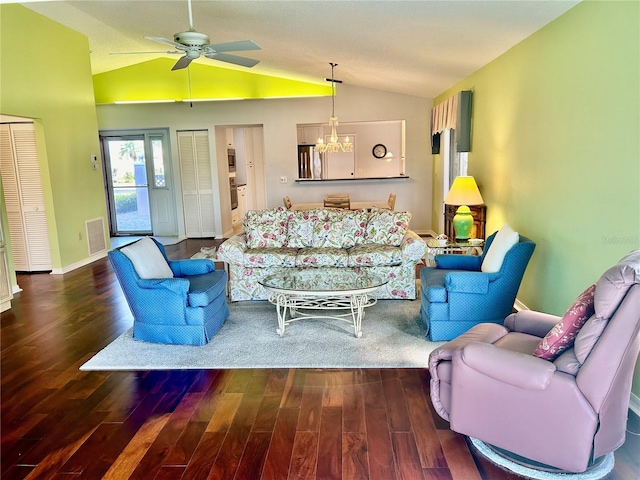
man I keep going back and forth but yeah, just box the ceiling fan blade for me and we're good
[172,56,194,71]
[204,52,259,68]
[110,51,181,56]
[206,40,261,53]
[145,36,185,49]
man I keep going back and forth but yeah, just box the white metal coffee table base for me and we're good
[267,292,378,337]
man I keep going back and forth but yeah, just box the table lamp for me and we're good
[444,176,484,240]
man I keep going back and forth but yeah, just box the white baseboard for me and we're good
[514,298,529,311]
[50,251,108,275]
[416,229,437,237]
[12,284,22,294]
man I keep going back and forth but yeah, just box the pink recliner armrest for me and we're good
[428,323,509,420]
[503,310,561,338]
[456,342,557,390]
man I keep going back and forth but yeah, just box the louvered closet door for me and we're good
[0,123,51,271]
[178,131,216,238]
[194,132,216,237]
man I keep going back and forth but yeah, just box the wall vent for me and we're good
[86,217,107,256]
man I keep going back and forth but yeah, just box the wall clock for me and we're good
[372,144,387,158]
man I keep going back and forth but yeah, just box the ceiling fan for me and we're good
[133,0,261,71]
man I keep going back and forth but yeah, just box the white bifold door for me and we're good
[0,123,52,272]
[177,130,217,237]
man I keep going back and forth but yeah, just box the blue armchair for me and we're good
[108,238,229,345]
[420,231,535,341]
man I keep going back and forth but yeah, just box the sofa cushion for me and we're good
[244,208,288,248]
[364,209,411,246]
[533,284,596,361]
[348,244,403,267]
[296,247,349,267]
[120,237,173,279]
[187,270,227,307]
[481,224,519,273]
[243,248,298,268]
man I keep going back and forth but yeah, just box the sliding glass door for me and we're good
[101,130,176,236]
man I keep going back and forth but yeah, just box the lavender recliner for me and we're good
[428,250,640,473]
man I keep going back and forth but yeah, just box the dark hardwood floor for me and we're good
[2,238,639,479]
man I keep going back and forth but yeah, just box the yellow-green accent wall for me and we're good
[433,1,640,395]
[0,5,108,271]
[93,58,332,104]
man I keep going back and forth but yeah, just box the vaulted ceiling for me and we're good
[23,0,580,98]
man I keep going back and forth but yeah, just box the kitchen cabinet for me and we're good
[237,185,247,221]
[297,125,321,145]
[231,208,240,227]
[225,128,235,148]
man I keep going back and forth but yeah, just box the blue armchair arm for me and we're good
[445,271,499,294]
[436,254,482,271]
[168,259,215,277]
[126,277,191,325]
[137,277,190,296]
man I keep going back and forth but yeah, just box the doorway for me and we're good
[100,130,176,236]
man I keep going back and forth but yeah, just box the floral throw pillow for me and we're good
[533,284,596,361]
[286,210,319,248]
[341,209,368,248]
[312,221,344,248]
[365,210,411,246]
[244,208,288,249]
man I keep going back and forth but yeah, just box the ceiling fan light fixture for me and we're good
[315,63,353,154]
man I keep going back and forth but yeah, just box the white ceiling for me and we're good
[20,0,580,98]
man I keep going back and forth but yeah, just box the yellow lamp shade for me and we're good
[444,176,484,206]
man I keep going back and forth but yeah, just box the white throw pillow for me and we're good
[481,224,519,273]
[120,237,174,279]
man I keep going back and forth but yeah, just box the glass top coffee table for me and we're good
[259,268,388,337]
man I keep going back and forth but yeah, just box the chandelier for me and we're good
[315,63,353,154]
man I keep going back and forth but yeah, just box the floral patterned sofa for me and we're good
[217,207,427,301]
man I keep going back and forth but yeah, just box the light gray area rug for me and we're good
[81,300,444,370]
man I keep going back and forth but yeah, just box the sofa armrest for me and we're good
[436,254,482,271]
[455,342,556,390]
[503,310,561,337]
[169,259,215,277]
[217,234,247,264]
[400,230,427,262]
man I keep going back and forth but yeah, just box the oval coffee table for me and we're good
[259,267,388,338]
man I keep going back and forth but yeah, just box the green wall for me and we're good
[0,5,108,271]
[433,1,640,395]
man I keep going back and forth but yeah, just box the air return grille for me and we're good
[86,217,107,256]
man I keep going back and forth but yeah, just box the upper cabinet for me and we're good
[296,120,406,181]
[225,128,235,148]
[297,125,321,145]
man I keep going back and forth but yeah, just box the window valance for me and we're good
[431,90,472,153]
